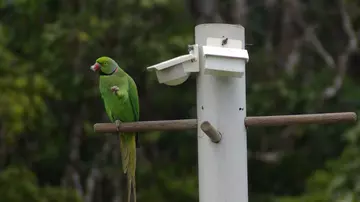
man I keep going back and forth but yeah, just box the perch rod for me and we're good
[93,112,357,133]
[200,121,222,143]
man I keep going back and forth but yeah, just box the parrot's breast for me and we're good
[99,75,134,122]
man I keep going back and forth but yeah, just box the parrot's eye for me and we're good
[103,62,108,65]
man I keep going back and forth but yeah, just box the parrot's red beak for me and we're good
[90,63,100,72]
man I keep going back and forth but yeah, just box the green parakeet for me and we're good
[91,56,139,202]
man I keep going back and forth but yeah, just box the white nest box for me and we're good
[202,37,249,77]
[147,44,199,86]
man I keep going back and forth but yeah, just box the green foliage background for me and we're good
[1,0,360,201]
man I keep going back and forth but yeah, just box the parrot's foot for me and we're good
[115,120,122,132]
[110,86,120,94]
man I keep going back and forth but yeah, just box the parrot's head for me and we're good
[90,56,119,75]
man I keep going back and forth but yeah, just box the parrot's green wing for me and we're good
[127,76,139,121]
[127,75,140,147]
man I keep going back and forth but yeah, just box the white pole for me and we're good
[196,24,248,202]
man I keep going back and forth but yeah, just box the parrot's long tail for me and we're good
[120,133,137,202]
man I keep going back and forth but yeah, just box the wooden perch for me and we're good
[93,112,357,133]
[244,112,356,126]
[94,119,197,133]
[200,121,222,143]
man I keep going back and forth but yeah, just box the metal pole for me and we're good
[196,24,248,202]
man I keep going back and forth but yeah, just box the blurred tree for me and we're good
[0,166,81,202]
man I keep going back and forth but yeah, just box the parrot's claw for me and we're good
[115,120,122,132]
[111,86,120,94]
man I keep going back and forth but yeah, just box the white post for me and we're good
[196,24,248,202]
